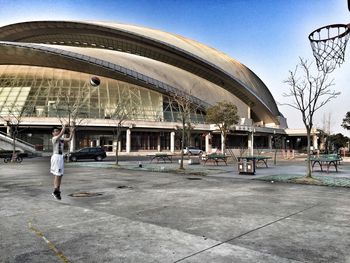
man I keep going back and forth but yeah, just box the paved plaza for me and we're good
[1,157,350,262]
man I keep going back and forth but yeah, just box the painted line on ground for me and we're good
[28,220,71,263]
[173,203,320,262]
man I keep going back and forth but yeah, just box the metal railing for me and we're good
[0,131,36,149]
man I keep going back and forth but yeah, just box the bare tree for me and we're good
[55,87,90,161]
[238,137,248,157]
[185,121,195,147]
[322,112,332,135]
[174,122,194,151]
[169,91,198,170]
[283,58,340,178]
[0,102,34,162]
[316,128,327,153]
[273,134,283,165]
[206,101,239,153]
[108,99,136,166]
[55,87,90,127]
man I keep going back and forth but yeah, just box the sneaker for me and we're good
[52,190,61,200]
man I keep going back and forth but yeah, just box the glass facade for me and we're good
[0,65,205,123]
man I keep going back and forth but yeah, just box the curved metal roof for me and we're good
[0,20,280,124]
[0,41,210,110]
[0,41,251,117]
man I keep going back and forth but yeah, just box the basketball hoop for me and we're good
[309,23,350,73]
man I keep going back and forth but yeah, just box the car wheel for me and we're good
[95,155,103,161]
[71,156,77,162]
[16,157,23,163]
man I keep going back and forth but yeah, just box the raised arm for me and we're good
[57,124,66,138]
[64,126,76,142]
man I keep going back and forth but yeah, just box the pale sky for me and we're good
[0,0,349,136]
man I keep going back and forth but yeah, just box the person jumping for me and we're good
[50,123,75,200]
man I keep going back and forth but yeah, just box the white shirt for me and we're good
[52,136,64,155]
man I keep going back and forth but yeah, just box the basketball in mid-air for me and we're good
[90,76,101,87]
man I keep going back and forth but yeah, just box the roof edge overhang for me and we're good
[0,41,209,110]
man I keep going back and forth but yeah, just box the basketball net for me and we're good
[309,24,350,73]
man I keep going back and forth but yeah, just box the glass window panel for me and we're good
[0,65,204,123]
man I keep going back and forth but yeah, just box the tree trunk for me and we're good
[179,119,185,170]
[115,140,119,165]
[11,127,18,162]
[187,127,191,147]
[12,135,16,162]
[305,128,312,178]
[66,141,71,163]
[67,123,76,163]
[67,117,71,163]
[66,134,73,163]
[222,133,226,154]
[115,128,121,165]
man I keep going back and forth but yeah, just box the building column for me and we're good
[313,134,318,150]
[6,122,11,136]
[248,132,254,156]
[170,131,175,153]
[205,133,212,153]
[113,140,118,153]
[126,129,131,153]
[157,134,161,152]
[268,135,273,149]
[96,139,100,147]
[118,140,122,152]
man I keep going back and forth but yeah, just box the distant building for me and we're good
[0,20,294,154]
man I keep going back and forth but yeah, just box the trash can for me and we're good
[238,159,255,175]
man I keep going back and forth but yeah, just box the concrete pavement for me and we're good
[0,157,349,262]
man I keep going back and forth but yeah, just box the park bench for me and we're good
[147,153,173,163]
[203,153,227,166]
[309,154,342,173]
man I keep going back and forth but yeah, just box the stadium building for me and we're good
[0,20,291,154]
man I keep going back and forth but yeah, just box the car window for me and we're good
[90,148,104,153]
[80,148,89,153]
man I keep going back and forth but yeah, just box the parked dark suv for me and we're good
[66,147,107,162]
